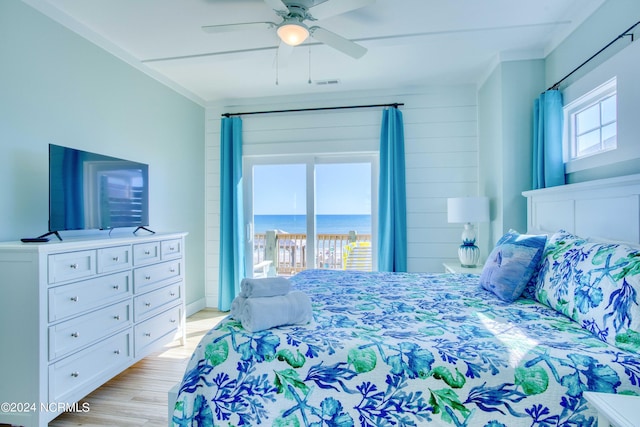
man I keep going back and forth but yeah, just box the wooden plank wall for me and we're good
[204,86,479,308]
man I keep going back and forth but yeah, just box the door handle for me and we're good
[246,222,253,242]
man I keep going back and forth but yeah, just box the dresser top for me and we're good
[0,231,188,253]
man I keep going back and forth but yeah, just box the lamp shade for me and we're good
[447,197,489,223]
[277,22,309,46]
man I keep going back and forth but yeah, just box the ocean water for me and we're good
[254,214,371,235]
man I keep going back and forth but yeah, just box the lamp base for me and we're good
[457,223,480,267]
[458,244,480,268]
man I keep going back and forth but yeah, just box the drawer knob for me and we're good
[71,332,80,338]
[169,246,175,251]
[144,332,151,337]
[170,319,176,323]
[71,372,80,378]
[170,267,176,273]
[114,349,120,355]
[170,292,176,297]
[144,250,150,255]
[112,256,119,262]
[114,315,120,320]
[70,263,78,269]
[145,275,151,280]
[70,296,79,302]
[145,302,151,307]
[113,285,120,290]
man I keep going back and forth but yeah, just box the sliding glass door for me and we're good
[244,154,377,277]
[315,161,373,271]
[249,162,309,277]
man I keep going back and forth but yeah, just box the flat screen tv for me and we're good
[49,144,150,234]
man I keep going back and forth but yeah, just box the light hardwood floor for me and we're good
[48,309,227,427]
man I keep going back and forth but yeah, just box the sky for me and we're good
[253,162,371,215]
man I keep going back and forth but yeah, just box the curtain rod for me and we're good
[548,19,639,91]
[221,102,403,117]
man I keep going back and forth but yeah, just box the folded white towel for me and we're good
[240,277,291,298]
[230,295,247,320]
[240,291,313,332]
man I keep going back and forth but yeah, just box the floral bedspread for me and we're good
[173,269,640,427]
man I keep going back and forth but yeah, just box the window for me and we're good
[564,77,617,163]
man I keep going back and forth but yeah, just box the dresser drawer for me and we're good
[134,282,182,322]
[48,250,96,284]
[49,329,132,403]
[134,260,181,293]
[49,300,131,361]
[97,245,132,273]
[133,241,161,266]
[134,305,181,357]
[48,271,132,322]
[161,239,182,260]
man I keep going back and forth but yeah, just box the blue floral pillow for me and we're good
[534,230,640,352]
[479,230,547,302]
[530,230,587,316]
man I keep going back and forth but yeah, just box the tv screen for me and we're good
[49,144,149,232]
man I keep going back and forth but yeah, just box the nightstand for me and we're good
[584,392,640,427]
[443,262,484,275]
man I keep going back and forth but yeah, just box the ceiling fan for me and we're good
[202,0,373,61]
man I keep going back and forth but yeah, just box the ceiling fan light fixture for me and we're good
[277,22,309,46]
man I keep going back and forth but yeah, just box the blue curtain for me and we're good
[532,90,565,189]
[218,116,246,311]
[378,107,407,272]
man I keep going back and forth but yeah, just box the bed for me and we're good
[172,174,640,427]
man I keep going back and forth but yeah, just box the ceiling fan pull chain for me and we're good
[308,45,312,84]
[275,48,279,86]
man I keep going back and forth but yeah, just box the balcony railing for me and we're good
[253,231,372,276]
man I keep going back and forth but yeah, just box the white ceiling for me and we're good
[23,0,606,105]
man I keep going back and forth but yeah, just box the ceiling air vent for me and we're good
[314,79,340,86]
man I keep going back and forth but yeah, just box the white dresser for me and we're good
[0,232,187,427]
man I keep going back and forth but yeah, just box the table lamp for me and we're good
[447,197,490,267]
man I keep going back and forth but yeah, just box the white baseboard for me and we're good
[205,295,221,311]
[185,297,206,317]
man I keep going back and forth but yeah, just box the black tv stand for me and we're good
[134,226,155,235]
[38,231,63,241]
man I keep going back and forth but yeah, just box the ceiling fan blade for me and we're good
[310,0,375,21]
[263,0,288,13]
[275,42,294,68]
[310,26,367,59]
[202,22,275,33]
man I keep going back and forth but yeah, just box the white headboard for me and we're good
[522,173,640,244]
